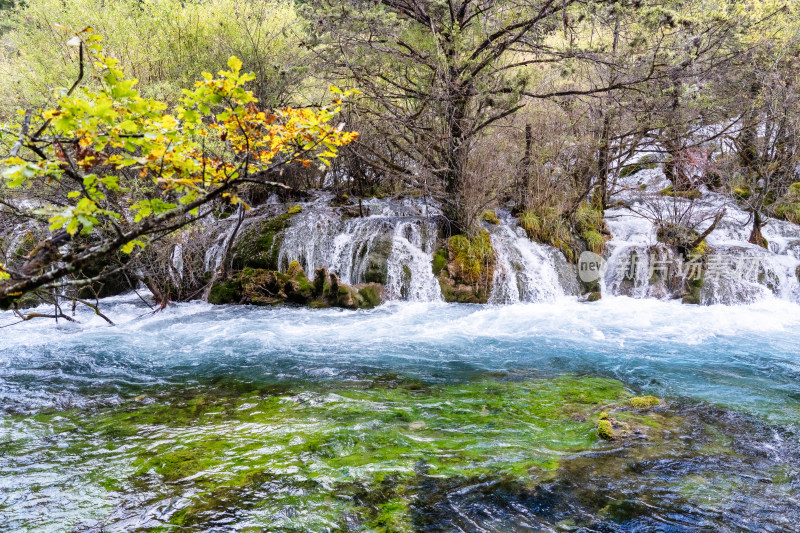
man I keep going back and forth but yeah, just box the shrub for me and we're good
[481,210,500,225]
[0,0,306,118]
[448,230,494,285]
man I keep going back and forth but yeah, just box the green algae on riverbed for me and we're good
[1,374,795,531]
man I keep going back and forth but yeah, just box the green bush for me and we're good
[481,210,500,225]
[519,206,578,262]
[448,230,494,285]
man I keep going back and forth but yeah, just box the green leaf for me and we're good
[120,239,145,254]
[227,56,243,73]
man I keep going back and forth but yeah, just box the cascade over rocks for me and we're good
[16,167,793,309]
[160,180,800,308]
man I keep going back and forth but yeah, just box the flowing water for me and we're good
[1,295,800,531]
[3,175,800,531]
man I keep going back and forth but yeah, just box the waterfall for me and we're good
[204,217,243,272]
[488,223,566,303]
[385,220,442,301]
[204,176,800,305]
[170,243,184,284]
[602,169,800,304]
[275,194,442,301]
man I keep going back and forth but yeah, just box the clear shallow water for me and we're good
[1,295,800,531]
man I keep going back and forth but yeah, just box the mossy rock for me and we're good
[11,290,43,310]
[448,230,495,285]
[682,277,703,305]
[76,255,132,300]
[774,202,800,225]
[286,259,305,278]
[618,155,659,178]
[363,237,392,285]
[657,222,700,252]
[630,396,661,409]
[436,230,496,303]
[597,419,615,440]
[481,210,500,225]
[574,204,608,256]
[208,278,243,304]
[357,283,383,308]
[439,279,488,304]
[587,291,602,302]
[231,208,300,271]
[660,185,702,200]
[796,264,800,284]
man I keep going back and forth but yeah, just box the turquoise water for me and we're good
[1,295,799,531]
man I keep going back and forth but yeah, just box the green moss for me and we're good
[519,206,579,263]
[587,291,602,302]
[432,249,447,276]
[481,210,500,225]
[207,278,242,304]
[7,373,771,530]
[518,210,540,235]
[597,419,615,440]
[774,201,800,225]
[232,208,300,271]
[618,155,658,178]
[660,185,702,200]
[448,230,494,285]
[363,238,392,284]
[574,203,603,233]
[582,230,604,254]
[733,187,751,200]
[358,284,382,308]
[630,395,661,409]
[683,276,703,305]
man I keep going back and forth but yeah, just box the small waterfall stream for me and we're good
[385,220,442,301]
[488,221,566,303]
[273,194,443,300]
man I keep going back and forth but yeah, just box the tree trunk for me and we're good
[596,114,611,209]
[442,79,470,234]
[749,210,768,249]
[520,123,532,210]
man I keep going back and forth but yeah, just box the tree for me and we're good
[0,28,358,311]
[313,0,660,232]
